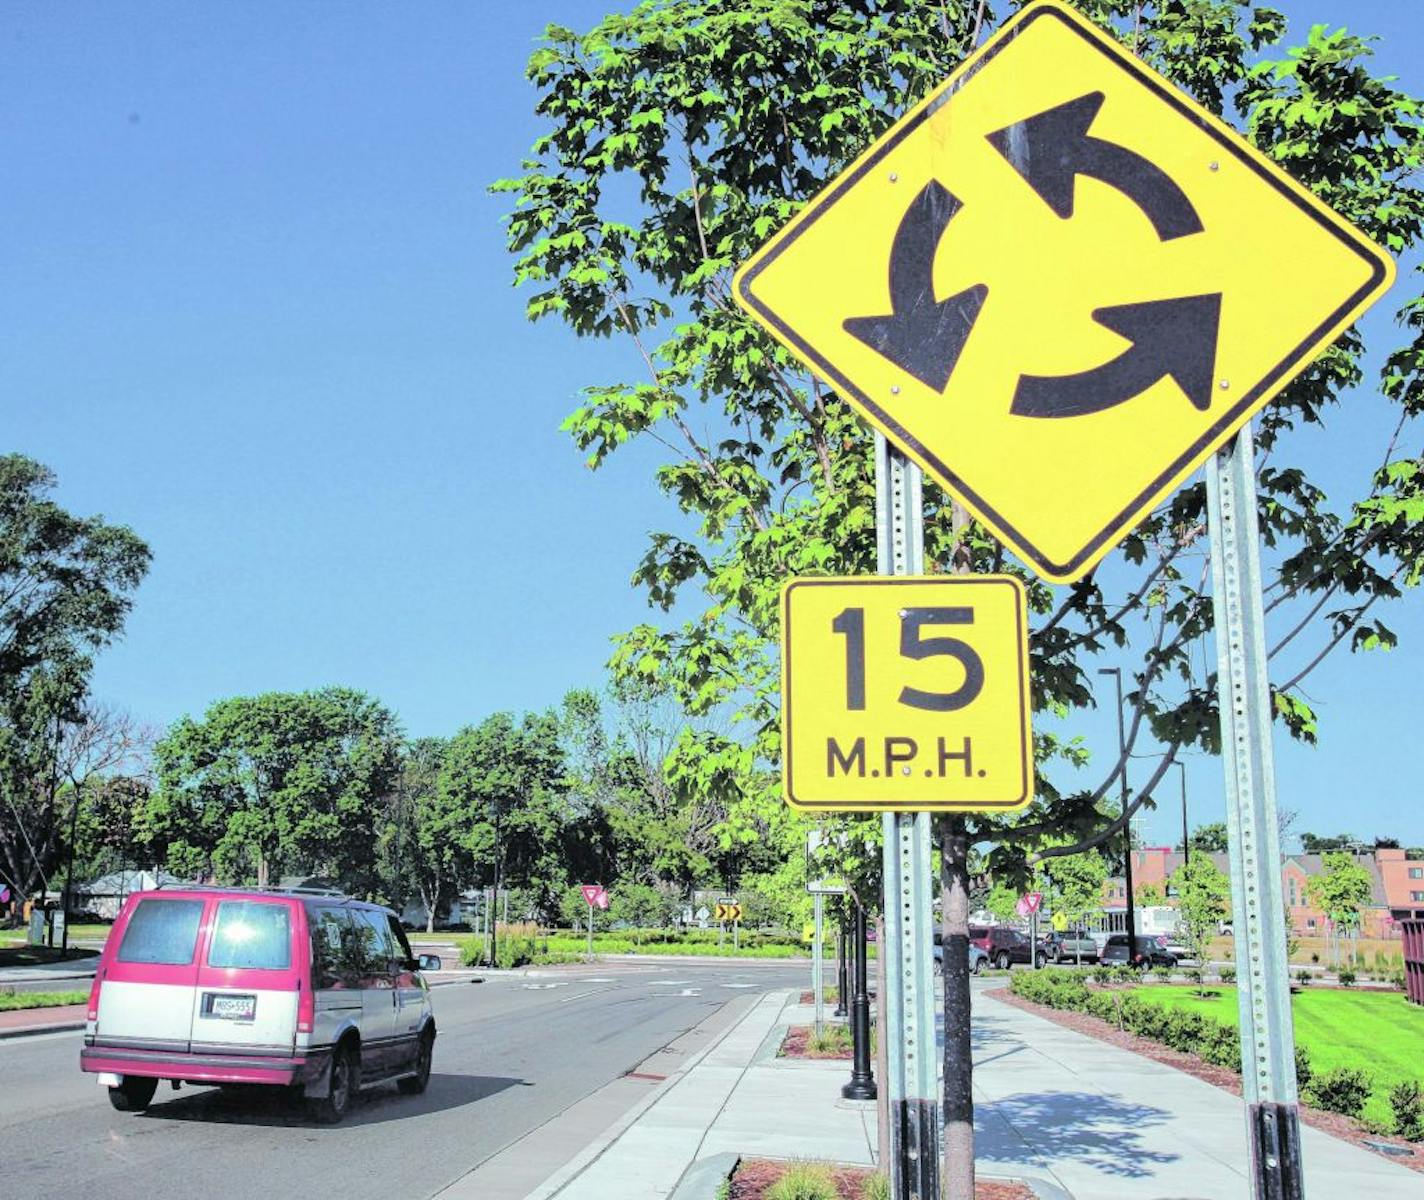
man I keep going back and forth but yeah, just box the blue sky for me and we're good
[2,2,1420,847]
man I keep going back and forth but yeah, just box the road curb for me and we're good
[0,1018,85,1040]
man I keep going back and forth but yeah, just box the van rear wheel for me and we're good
[108,1076,159,1113]
[308,1044,358,1124]
[398,1030,434,1095]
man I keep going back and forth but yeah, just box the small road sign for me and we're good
[734,0,1393,582]
[1051,911,1068,933]
[780,575,1031,811]
[696,906,710,923]
[580,884,609,911]
[1016,892,1043,918]
[714,901,742,923]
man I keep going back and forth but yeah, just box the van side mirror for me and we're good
[417,953,442,972]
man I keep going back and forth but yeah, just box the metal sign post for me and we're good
[876,433,941,1200]
[813,892,825,1034]
[1208,424,1303,1199]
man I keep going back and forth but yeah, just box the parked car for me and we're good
[932,932,991,975]
[80,886,440,1122]
[1044,927,1100,964]
[1100,933,1177,968]
[968,925,1046,970]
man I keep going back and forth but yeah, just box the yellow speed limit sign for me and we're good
[780,576,1031,812]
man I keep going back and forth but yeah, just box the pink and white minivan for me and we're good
[80,887,439,1122]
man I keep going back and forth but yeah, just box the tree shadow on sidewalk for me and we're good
[974,1091,1179,1179]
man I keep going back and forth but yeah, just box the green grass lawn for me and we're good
[0,989,89,1011]
[1136,984,1424,1127]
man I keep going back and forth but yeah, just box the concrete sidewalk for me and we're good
[972,988,1422,1198]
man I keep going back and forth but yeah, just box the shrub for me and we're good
[1150,966,1171,983]
[1294,1045,1313,1093]
[1338,968,1357,988]
[1389,1081,1424,1142]
[1218,965,1237,983]
[1309,1067,1373,1119]
[1388,970,1406,990]
[861,1173,890,1200]
[765,1162,839,1200]
[1112,966,1139,987]
[1310,953,1319,964]
[1295,969,1312,987]
[1185,968,1204,986]
[1090,965,1114,984]
[1085,991,1119,1024]
[808,1025,853,1056]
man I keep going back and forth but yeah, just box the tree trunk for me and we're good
[940,816,974,1199]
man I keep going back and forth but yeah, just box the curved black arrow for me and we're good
[1011,294,1222,419]
[842,180,989,393]
[987,92,1203,242]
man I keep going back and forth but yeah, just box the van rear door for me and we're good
[94,895,208,1052]
[191,898,302,1055]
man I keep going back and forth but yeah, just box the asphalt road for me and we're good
[2,959,806,1200]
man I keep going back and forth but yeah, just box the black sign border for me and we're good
[737,4,1392,580]
[781,577,1032,812]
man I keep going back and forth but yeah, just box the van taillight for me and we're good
[296,977,313,1034]
[87,971,103,1021]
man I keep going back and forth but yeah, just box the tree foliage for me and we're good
[1171,852,1231,962]
[140,688,403,890]
[0,456,150,897]
[495,0,1424,889]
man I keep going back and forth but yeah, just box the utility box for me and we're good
[1403,918,1424,1006]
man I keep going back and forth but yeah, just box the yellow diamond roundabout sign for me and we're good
[735,0,1395,582]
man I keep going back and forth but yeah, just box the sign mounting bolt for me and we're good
[889,172,898,182]
[1210,161,1220,171]
[1219,379,1230,390]
[891,385,901,394]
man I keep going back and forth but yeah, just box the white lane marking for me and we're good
[651,987,701,997]
[645,979,691,986]
[583,977,615,983]
[721,983,756,989]
[521,983,563,990]
[558,988,608,1004]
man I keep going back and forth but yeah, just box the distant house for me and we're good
[75,869,193,920]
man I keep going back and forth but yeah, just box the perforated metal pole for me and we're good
[1207,424,1304,1200]
[876,433,941,1200]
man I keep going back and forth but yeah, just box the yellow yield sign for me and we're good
[735,0,1394,582]
[780,576,1031,812]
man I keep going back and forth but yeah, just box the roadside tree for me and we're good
[1171,854,1231,964]
[0,455,150,901]
[1305,850,1374,966]
[141,688,403,891]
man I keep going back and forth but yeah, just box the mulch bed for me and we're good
[728,1158,1032,1199]
[779,1024,851,1060]
[991,986,1423,1173]
[799,990,844,1005]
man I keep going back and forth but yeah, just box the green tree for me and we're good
[1043,848,1108,925]
[387,737,475,933]
[1301,831,1360,853]
[0,456,150,900]
[141,688,402,891]
[496,1,1424,1189]
[1305,850,1373,965]
[440,711,570,919]
[1186,822,1229,853]
[1135,881,1166,907]
[983,881,1019,923]
[1171,854,1231,964]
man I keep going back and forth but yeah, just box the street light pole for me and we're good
[1099,668,1135,957]
[1177,761,1189,871]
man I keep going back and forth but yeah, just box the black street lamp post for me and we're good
[842,902,876,1101]
[1099,668,1136,958]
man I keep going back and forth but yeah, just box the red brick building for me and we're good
[1103,846,1424,939]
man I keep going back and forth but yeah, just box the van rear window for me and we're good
[117,898,204,965]
[209,901,292,970]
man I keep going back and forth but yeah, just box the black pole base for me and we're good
[1248,1101,1304,1200]
[841,1075,877,1101]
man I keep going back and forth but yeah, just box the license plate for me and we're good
[206,993,256,1020]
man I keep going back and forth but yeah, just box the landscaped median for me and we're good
[455,924,833,968]
[1008,968,1424,1149]
[0,988,89,1011]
